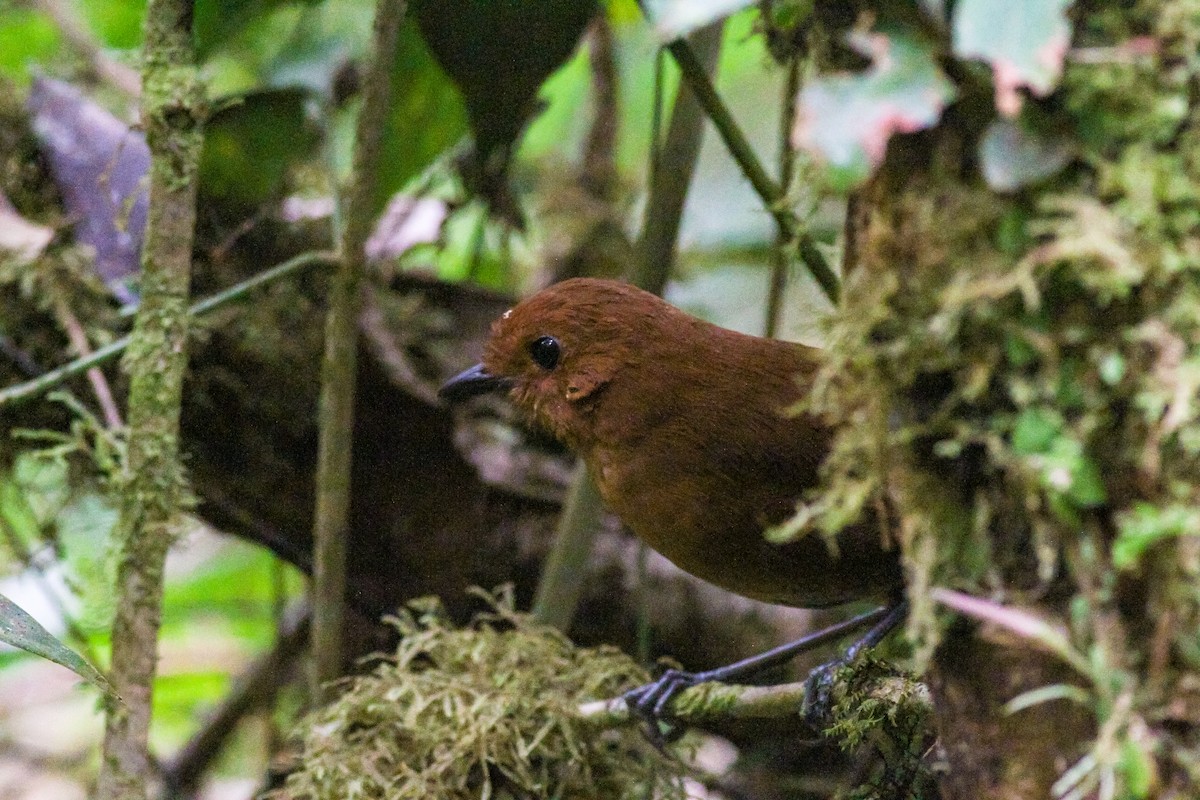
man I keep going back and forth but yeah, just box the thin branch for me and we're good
[160,605,310,798]
[0,250,338,408]
[34,0,142,96]
[310,0,407,697]
[664,36,840,304]
[765,55,802,339]
[51,294,123,428]
[96,0,204,795]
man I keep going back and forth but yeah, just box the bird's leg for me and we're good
[801,599,909,728]
[622,603,899,741]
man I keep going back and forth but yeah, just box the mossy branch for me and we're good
[95,1,203,797]
[577,674,928,730]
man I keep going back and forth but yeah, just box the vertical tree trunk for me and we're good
[95,1,202,797]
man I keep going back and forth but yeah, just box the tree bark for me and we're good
[96,1,202,797]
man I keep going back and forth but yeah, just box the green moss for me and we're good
[273,590,687,800]
[827,657,933,800]
[784,0,1200,793]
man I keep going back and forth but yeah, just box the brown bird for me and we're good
[440,278,904,719]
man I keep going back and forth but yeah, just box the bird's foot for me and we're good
[800,653,853,730]
[621,668,706,746]
[802,600,909,731]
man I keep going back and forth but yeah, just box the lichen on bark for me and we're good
[95,1,204,798]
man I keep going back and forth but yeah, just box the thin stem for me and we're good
[51,294,123,428]
[310,0,407,698]
[0,250,338,408]
[631,21,724,296]
[96,0,203,795]
[765,55,802,338]
[664,36,839,304]
[530,462,606,631]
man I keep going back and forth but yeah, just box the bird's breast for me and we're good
[587,442,900,608]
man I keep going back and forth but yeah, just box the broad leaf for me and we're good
[979,119,1073,191]
[373,20,470,214]
[793,31,954,191]
[0,593,115,698]
[201,88,320,207]
[952,0,1073,116]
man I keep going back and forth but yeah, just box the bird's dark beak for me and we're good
[439,363,514,402]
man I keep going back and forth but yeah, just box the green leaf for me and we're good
[979,119,1073,192]
[1120,735,1156,798]
[0,593,115,698]
[195,0,322,59]
[793,31,954,191]
[1011,407,1061,454]
[952,0,1072,116]
[642,0,756,39]
[1063,449,1105,508]
[80,0,146,49]
[200,88,319,206]
[0,9,60,85]
[373,20,470,213]
[1113,502,1200,570]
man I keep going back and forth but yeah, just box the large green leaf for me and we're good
[952,0,1073,116]
[194,0,323,59]
[200,87,319,206]
[0,592,115,698]
[372,20,470,213]
[793,31,954,191]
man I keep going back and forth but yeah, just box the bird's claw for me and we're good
[622,668,701,746]
[800,656,845,730]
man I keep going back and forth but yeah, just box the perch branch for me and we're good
[578,674,929,730]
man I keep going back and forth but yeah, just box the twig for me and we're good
[310,0,407,697]
[34,0,141,96]
[663,36,840,303]
[51,294,123,428]
[765,55,802,339]
[160,605,310,798]
[0,250,338,408]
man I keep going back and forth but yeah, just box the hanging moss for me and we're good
[787,1,1200,794]
[273,590,688,800]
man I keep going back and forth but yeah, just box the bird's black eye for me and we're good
[529,336,561,370]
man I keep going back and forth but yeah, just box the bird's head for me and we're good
[439,278,678,447]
